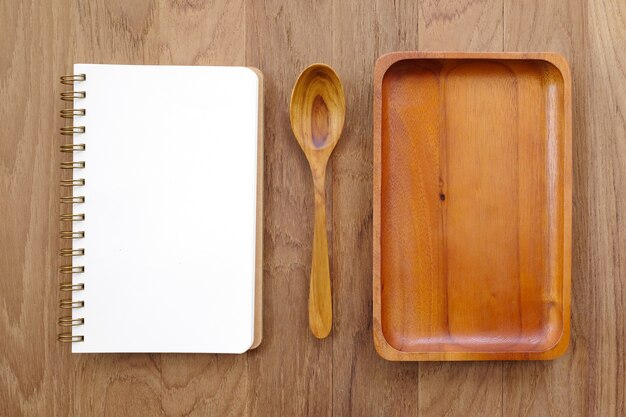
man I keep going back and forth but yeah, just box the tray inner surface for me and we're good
[380,59,566,353]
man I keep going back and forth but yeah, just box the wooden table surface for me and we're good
[1,0,624,416]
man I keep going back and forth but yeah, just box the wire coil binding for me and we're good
[60,144,86,153]
[60,230,84,239]
[60,74,86,85]
[59,213,85,222]
[58,316,85,326]
[60,196,85,204]
[59,299,84,309]
[57,333,84,342]
[59,73,86,343]
[59,248,85,256]
[60,126,85,135]
[60,161,85,169]
[59,265,85,274]
[60,179,85,187]
[59,283,85,291]
[60,109,86,118]
[61,91,86,101]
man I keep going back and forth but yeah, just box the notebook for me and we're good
[57,64,263,353]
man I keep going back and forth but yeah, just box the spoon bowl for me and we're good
[289,64,345,339]
[290,64,345,157]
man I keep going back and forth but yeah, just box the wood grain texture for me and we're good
[0,0,72,416]
[373,52,571,361]
[0,0,624,416]
[416,2,506,415]
[503,0,590,416]
[418,0,503,51]
[331,1,421,416]
[581,0,626,415]
[330,1,422,416]
[245,1,334,416]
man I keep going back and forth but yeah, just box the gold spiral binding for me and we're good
[60,126,85,135]
[59,248,85,256]
[59,299,84,309]
[60,231,84,239]
[60,161,85,169]
[59,283,85,291]
[60,179,85,187]
[58,317,85,327]
[60,213,85,222]
[61,91,86,101]
[60,196,85,204]
[60,74,86,85]
[60,109,86,118]
[59,73,86,343]
[57,333,84,343]
[59,266,85,274]
[60,144,86,153]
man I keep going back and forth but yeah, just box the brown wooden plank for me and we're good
[331,0,420,416]
[419,362,502,416]
[502,0,589,416]
[0,0,73,416]
[245,1,333,416]
[69,1,248,416]
[157,0,245,65]
[418,0,503,51]
[417,0,504,415]
[581,0,626,413]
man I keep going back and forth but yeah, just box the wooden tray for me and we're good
[373,52,572,361]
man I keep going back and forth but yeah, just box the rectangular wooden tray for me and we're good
[373,52,572,361]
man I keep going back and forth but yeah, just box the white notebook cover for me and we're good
[70,64,260,353]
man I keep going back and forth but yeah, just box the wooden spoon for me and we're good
[289,64,346,339]
[290,63,345,339]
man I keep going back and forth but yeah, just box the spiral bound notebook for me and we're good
[58,64,263,353]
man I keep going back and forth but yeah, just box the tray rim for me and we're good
[372,51,572,361]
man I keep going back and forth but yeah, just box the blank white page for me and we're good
[71,64,259,353]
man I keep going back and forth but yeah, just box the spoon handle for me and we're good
[309,172,332,338]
